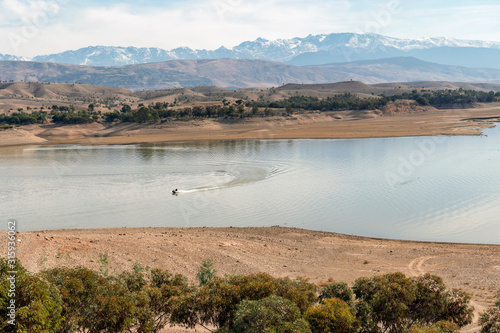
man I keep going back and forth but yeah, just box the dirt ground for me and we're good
[5,227,499,332]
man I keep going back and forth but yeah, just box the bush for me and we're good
[196,259,216,286]
[411,274,473,327]
[0,259,62,333]
[233,295,311,333]
[172,273,316,330]
[318,281,353,306]
[479,291,500,333]
[40,266,136,332]
[304,298,358,333]
[353,273,473,333]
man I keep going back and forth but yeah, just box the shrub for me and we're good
[172,273,316,330]
[0,259,62,333]
[196,259,216,286]
[318,281,353,306]
[233,295,311,333]
[304,298,358,333]
[353,273,473,333]
[411,274,473,327]
[479,291,500,333]
[40,266,136,332]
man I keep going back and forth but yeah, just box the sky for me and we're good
[1,0,500,57]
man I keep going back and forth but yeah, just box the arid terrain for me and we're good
[5,227,499,332]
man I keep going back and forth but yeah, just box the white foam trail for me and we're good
[172,165,271,194]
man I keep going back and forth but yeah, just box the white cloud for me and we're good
[384,4,500,41]
[0,0,499,57]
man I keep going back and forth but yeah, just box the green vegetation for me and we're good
[318,281,354,306]
[1,88,499,126]
[259,93,390,111]
[196,259,216,286]
[231,295,311,333]
[389,89,500,107]
[0,258,489,333]
[51,110,99,124]
[0,111,47,125]
[479,291,500,333]
[97,88,500,124]
[305,298,358,333]
[353,273,473,333]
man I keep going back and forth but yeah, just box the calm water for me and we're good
[1,126,499,244]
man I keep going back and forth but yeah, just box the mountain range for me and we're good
[1,57,499,91]
[2,33,500,69]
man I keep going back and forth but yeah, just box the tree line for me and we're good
[0,111,47,125]
[257,93,390,112]
[2,258,499,333]
[1,89,499,126]
[388,89,500,107]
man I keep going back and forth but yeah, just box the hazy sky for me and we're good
[1,0,500,57]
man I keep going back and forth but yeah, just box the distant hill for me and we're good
[308,57,500,84]
[277,81,500,97]
[0,59,354,90]
[0,82,133,100]
[1,57,500,91]
[2,33,500,68]
[2,81,500,116]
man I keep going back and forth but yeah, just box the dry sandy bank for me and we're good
[1,104,499,147]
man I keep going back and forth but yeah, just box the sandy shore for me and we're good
[5,227,499,332]
[1,103,499,147]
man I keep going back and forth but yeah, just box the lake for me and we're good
[1,125,499,244]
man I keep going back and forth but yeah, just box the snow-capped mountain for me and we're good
[5,33,500,68]
[32,46,178,66]
[0,53,25,61]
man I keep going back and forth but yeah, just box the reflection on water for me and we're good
[1,125,499,244]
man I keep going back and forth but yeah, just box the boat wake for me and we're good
[172,165,273,194]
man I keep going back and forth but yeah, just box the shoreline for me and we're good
[1,104,499,147]
[14,225,500,247]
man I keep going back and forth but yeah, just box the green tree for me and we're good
[415,96,430,106]
[40,266,136,333]
[411,274,473,326]
[304,298,358,333]
[0,259,63,333]
[124,267,192,333]
[121,104,132,113]
[318,281,353,306]
[172,273,316,330]
[134,106,159,123]
[353,272,417,333]
[353,273,473,333]
[232,295,311,333]
[196,259,217,286]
